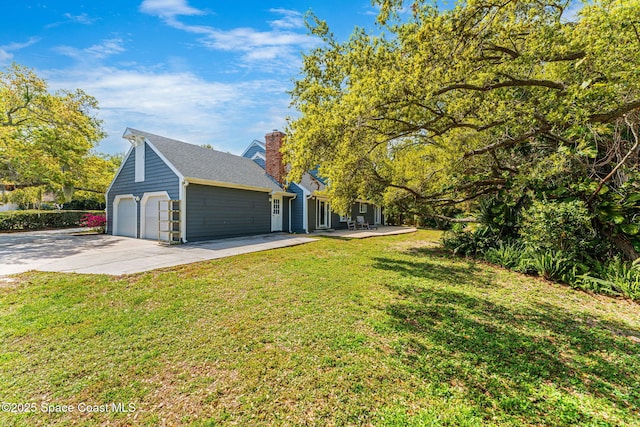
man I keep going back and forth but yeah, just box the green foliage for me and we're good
[286,0,640,258]
[521,250,585,283]
[0,210,102,231]
[577,257,640,300]
[476,196,521,239]
[520,200,595,255]
[442,226,498,256]
[483,241,525,269]
[1,64,112,199]
[7,187,45,210]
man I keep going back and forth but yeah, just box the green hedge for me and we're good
[0,210,104,231]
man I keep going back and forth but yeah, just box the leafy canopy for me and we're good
[286,0,640,257]
[0,63,110,200]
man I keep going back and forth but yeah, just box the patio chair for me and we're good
[356,216,370,230]
[347,219,357,230]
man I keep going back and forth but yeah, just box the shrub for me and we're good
[518,250,588,283]
[442,226,499,256]
[476,196,520,239]
[526,250,571,281]
[0,210,103,231]
[80,213,106,233]
[520,200,595,256]
[483,241,525,269]
[577,257,640,300]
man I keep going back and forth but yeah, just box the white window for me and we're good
[135,142,145,182]
[272,198,280,215]
[339,215,350,222]
[359,202,367,214]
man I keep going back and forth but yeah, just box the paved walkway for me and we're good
[0,230,317,276]
[312,225,417,239]
[0,226,415,277]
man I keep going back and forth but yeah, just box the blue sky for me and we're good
[0,0,386,155]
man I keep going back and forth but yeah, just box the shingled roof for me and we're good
[124,128,284,193]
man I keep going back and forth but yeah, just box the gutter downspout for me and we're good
[180,180,189,243]
[134,195,141,238]
[105,190,109,234]
[302,187,311,234]
[288,194,296,233]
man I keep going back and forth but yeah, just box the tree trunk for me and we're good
[596,220,640,261]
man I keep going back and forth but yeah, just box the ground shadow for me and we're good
[372,253,494,288]
[0,234,120,265]
[373,253,640,424]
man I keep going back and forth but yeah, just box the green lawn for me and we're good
[1,230,639,426]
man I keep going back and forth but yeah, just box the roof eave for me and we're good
[185,177,275,193]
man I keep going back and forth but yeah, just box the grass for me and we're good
[1,230,639,426]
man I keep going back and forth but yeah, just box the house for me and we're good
[106,128,295,242]
[242,131,383,233]
[0,185,18,212]
[106,128,383,242]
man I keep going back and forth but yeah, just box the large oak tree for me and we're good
[0,63,109,201]
[286,0,640,258]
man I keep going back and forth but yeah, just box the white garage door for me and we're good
[142,193,170,240]
[114,197,137,237]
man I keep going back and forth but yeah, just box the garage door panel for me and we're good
[115,198,137,238]
[143,195,169,240]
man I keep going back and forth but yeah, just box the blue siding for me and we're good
[288,183,306,233]
[106,143,180,236]
[186,184,270,241]
[353,202,376,225]
[333,203,376,229]
[241,143,266,169]
[252,158,266,169]
[242,142,265,160]
[332,211,346,229]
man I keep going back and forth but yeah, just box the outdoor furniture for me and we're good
[347,219,357,230]
[356,216,370,230]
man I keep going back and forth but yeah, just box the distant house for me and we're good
[241,131,382,233]
[105,128,382,242]
[0,185,18,212]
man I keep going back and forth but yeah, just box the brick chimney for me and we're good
[265,130,286,184]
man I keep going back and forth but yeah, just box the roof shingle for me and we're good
[126,128,284,192]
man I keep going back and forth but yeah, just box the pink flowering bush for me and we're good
[80,213,106,233]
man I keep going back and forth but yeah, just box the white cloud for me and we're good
[0,50,12,63]
[0,38,39,64]
[268,9,305,30]
[86,38,126,58]
[139,0,205,18]
[45,67,291,154]
[46,12,98,28]
[63,13,97,25]
[139,2,316,72]
[55,38,125,61]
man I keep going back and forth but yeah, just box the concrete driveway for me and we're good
[0,229,317,276]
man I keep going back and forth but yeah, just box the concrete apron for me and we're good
[1,233,317,276]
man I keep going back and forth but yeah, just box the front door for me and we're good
[317,199,330,229]
[271,195,282,232]
[374,205,382,225]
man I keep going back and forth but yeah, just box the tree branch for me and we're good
[587,116,640,203]
[544,51,586,62]
[430,214,479,223]
[463,126,549,158]
[434,78,564,96]
[590,100,640,123]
